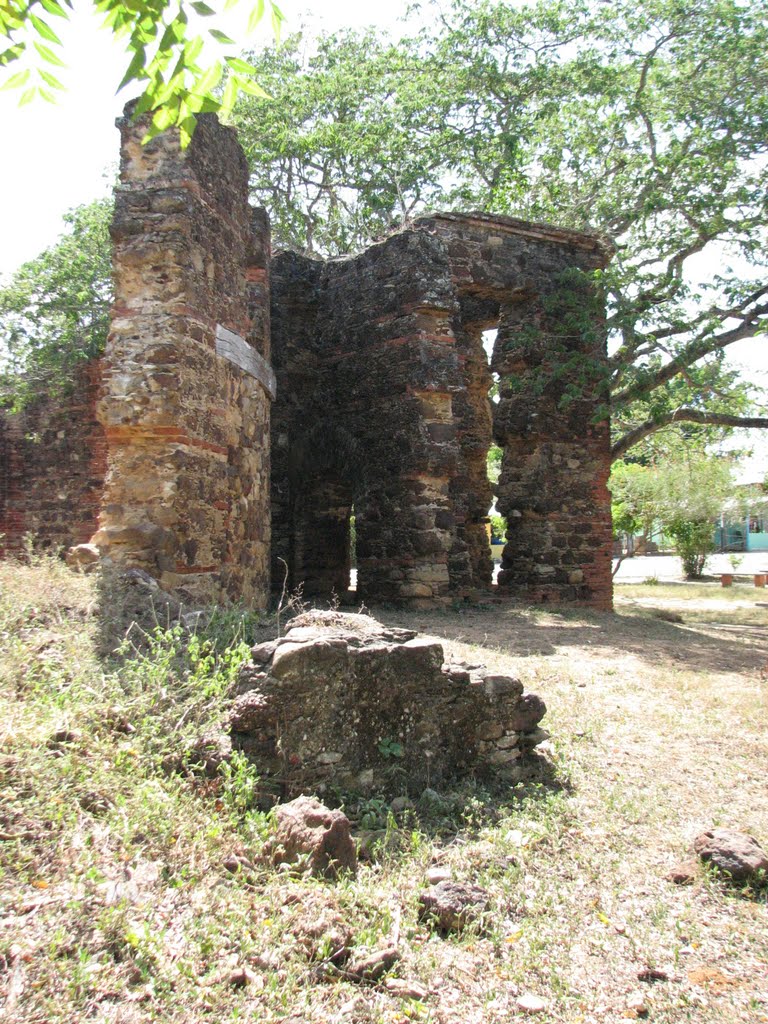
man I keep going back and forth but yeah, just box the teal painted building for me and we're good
[716,494,768,552]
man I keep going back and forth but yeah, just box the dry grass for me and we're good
[618,580,768,627]
[1,559,767,1024]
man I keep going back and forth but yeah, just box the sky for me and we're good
[0,0,765,476]
[0,1,410,276]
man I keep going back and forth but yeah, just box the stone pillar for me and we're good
[493,277,613,610]
[95,106,274,605]
[345,302,462,609]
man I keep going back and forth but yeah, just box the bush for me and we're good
[489,513,507,544]
[666,518,715,579]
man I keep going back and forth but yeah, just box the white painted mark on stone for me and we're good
[215,324,277,400]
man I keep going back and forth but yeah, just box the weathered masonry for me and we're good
[91,108,273,606]
[271,213,613,609]
[0,107,614,610]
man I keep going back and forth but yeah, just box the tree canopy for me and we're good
[2,0,767,461]
[0,0,281,145]
[231,0,768,457]
[0,199,112,411]
[609,452,741,577]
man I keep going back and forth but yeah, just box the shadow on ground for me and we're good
[347,750,571,855]
[373,601,768,675]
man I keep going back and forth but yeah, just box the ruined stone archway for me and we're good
[0,111,614,612]
[268,214,613,609]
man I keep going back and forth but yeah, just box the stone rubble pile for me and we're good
[230,610,547,797]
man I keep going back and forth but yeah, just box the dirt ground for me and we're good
[381,582,768,673]
[2,566,767,1024]
[368,582,768,1023]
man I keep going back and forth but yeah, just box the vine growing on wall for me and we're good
[494,267,612,423]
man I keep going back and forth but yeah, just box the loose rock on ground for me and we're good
[693,827,768,881]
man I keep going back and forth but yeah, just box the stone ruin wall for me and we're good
[0,109,614,612]
[271,229,471,607]
[428,213,614,609]
[271,212,614,610]
[493,277,614,610]
[92,109,274,606]
[0,360,107,556]
[0,109,274,604]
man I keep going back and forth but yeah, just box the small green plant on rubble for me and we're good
[217,750,263,820]
[112,612,254,760]
[186,630,252,699]
[357,796,390,831]
[377,736,404,759]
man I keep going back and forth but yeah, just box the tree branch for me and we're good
[611,308,768,402]
[612,409,768,460]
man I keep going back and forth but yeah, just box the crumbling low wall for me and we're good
[229,610,547,797]
[0,361,106,555]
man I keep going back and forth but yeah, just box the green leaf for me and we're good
[178,113,198,149]
[99,6,121,33]
[0,67,30,91]
[151,103,179,133]
[191,1,217,15]
[19,86,36,106]
[0,9,24,33]
[218,74,238,117]
[33,41,67,67]
[225,56,257,75]
[185,35,204,64]
[158,24,176,54]
[194,58,223,96]
[117,46,147,92]
[38,0,68,18]
[29,13,62,45]
[208,28,235,45]
[270,2,283,40]
[132,90,156,118]
[0,43,26,68]
[172,15,189,42]
[196,94,221,114]
[39,68,65,90]
[247,0,265,34]
[236,75,270,99]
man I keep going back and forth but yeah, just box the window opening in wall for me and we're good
[483,329,501,404]
[349,505,357,591]
[482,328,496,366]
[484,327,503,583]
